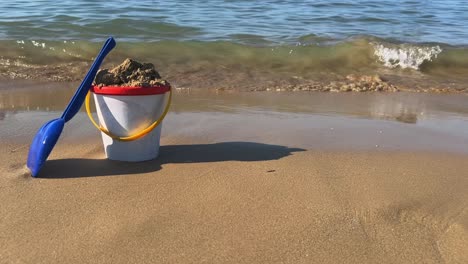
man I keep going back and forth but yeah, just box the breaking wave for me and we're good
[373,43,442,70]
[1,36,468,82]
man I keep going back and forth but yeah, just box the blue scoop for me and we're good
[27,37,116,177]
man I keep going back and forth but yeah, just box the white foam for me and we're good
[31,40,46,48]
[373,43,442,70]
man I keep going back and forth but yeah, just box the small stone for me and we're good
[340,84,351,92]
[346,74,357,81]
[359,75,372,83]
[329,82,339,88]
[372,75,383,83]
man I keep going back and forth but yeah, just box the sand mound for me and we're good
[94,58,169,87]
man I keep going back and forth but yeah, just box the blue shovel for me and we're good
[27,37,116,177]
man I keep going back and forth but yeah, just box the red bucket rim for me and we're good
[91,83,171,96]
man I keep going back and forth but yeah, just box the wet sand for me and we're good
[1,83,468,263]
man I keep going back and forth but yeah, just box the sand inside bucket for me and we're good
[94,58,169,87]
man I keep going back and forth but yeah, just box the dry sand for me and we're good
[1,86,468,263]
[1,141,467,263]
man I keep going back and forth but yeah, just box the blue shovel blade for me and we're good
[27,118,64,177]
[26,37,115,177]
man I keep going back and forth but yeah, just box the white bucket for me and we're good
[87,85,171,162]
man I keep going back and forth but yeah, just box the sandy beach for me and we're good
[1,82,468,263]
[3,1,468,263]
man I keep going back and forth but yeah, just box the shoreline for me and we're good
[2,79,468,111]
[2,71,468,94]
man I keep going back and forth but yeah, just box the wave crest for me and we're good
[372,43,442,70]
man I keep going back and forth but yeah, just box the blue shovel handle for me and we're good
[61,37,116,122]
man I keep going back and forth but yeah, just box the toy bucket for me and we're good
[85,84,171,161]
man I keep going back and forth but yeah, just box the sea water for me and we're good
[1,0,468,86]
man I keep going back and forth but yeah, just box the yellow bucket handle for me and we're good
[85,88,172,142]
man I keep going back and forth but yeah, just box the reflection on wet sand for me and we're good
[1,81,468,125]
[395,112,418,124]
[2,84,468,153]
[369,95,426,124]
[0,81,79,111]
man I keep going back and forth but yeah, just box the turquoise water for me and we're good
[2,0,468,44]
[1,0,468,85]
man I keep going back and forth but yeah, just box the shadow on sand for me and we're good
[40,141,305,178]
